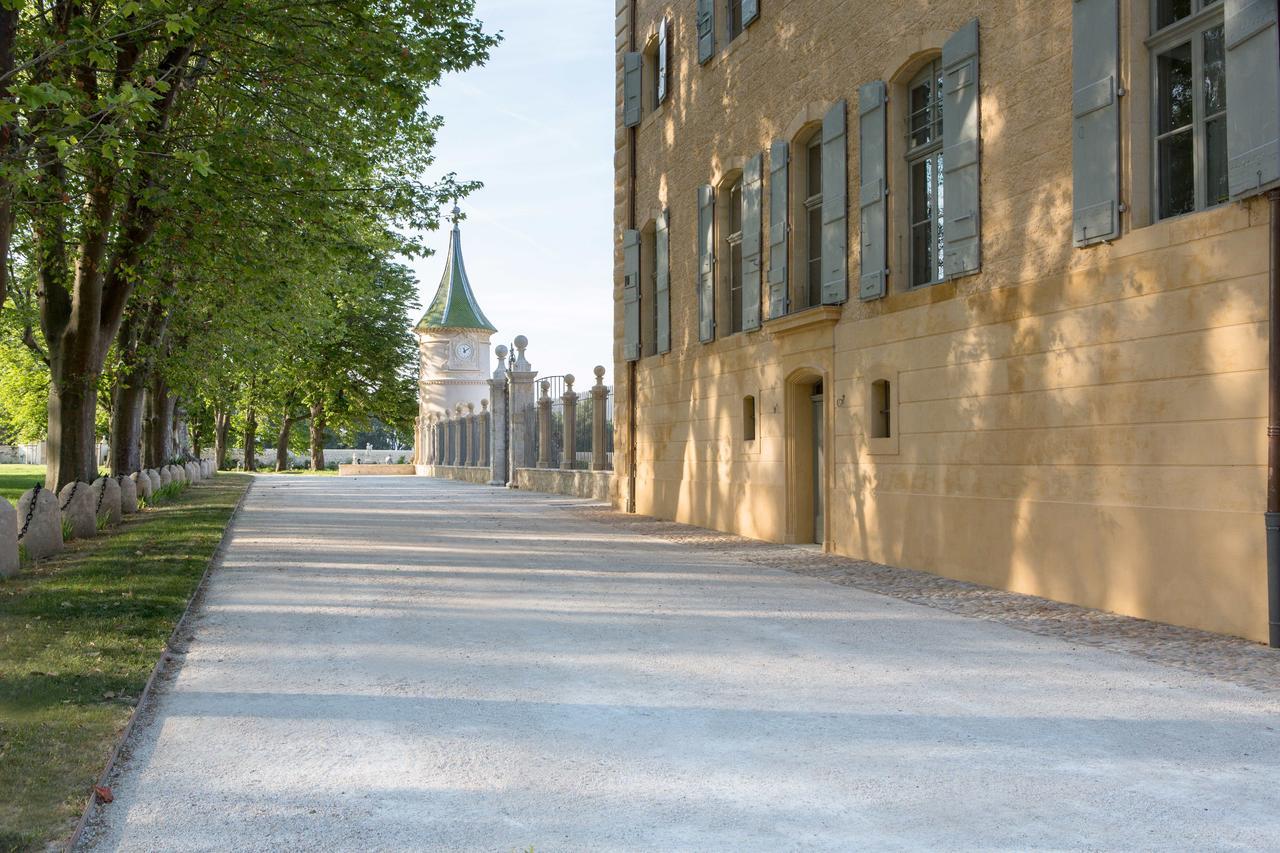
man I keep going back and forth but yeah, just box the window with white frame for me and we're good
[907,59,945,288]
[1151,0,1226,219]
[724,177,745,334]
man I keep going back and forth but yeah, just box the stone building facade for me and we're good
[613,0,1280,642]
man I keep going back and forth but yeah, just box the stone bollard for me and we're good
[92,477,122,527]
[17,485,62,561]
[591,366,611,471]
[537,380,554,469]
[159,466,173,487]
[59,481,97,539]
[479,400,491,468]
[561,374,579,470]
[147,469,161,493]
[489,346,509,486]
[119,474,138,515]
[0,499,17,578]
[187,461,200,482]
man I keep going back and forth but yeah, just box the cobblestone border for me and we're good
[571,505,1280,694]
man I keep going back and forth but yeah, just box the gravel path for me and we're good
[82,475,1280,851]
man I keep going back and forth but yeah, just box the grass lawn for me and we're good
[0,465,49,508]
[0,473,251,851]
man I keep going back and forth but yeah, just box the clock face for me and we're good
[455,342,474,361]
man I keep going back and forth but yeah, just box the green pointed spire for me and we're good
[415,208,497,333]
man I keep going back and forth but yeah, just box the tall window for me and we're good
[1152,0,1227,220]
[804,134,823,308]
[726,178,745,333]
[728,0,744,41]
[907,59,945,288]
[641,226,657,357]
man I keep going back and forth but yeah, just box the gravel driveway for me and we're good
[82,475,1280,851]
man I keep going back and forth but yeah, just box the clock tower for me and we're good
[414,207,498,435]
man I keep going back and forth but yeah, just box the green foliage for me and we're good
[0,313,47,444]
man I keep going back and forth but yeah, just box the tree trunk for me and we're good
[275,412,294,472]
[45,350,100,489]
[0,7,18,312]
[144,373,173,467]
[309,400,326,471]
[109,371,147,476]
[243,407,257,471]
[214,409,231,470]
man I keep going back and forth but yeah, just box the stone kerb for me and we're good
[58,482,97,540]
[119,475,138,514]
[17,486,61,561]
[0,499,16,578]
[159,467,173,487]
[92,476,122,527]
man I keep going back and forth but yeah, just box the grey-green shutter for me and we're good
[623,229,641,361]
[1226,0,1280,198]
[623,52,642,128]
[742,152,763,330]
[698,185,716,342]
[820,100,848,305]
[655,210,671,353]
[942,19,981,278]
[657,19,670,105]
[767,139,789,319]
[743,0,760,27]
[858,80,888,300]
[1072,0,1120,246]
[697,0,715,64]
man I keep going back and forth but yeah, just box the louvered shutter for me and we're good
[698,185,716,342]
[623,52,642,128]
[657,19,670,105]
[767,138,789,319]
[697,0,715,64]
[858,80,888,300]
[743,0,760,27]
[942,19,981,278]
[742,153,764,331]
[656,210,671,353]
[1072,0,1120,246]
[820,100,848,305]
[1226,0,1280,198]
[623,229,641,361]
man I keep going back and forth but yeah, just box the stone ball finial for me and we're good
[514,335,528,353]
[495,344,508,360]
[540,379,550,399]
[455,403,464,414]
[466,402,475,413]
[481,398,489,411]
[564,373,575,390]
[594,365,606,384]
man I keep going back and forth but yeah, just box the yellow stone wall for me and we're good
[613,0,1271,641]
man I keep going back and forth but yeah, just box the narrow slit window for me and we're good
[743,395,757,441]
[871,379,891,439]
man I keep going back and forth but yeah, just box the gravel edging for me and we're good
[569,503,1280,694]
[66,476,254,852]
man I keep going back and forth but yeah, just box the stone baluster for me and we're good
[479,400,491,468]
[445,412,455,467]
[488,346,509,486]
[424,415,434,465]
[561,374,578,470]
[537,380,553,469]
[591,366,611,471]
[507,335,539,476]
[466,403,477,467]
[455,404,467,466]
[434,415,444,466]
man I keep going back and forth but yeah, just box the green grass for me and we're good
[0,465,109,509]
[267,468,339,476]
[0,474,250,851]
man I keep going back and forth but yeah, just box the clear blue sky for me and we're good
[411,0,616,383]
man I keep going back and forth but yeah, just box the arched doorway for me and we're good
[786,372,826,546]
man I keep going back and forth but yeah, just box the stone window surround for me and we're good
[779,101,837,321]
[709,156,750,339]
[863,363,900,456]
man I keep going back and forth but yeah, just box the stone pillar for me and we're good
[507,335,538,478]
[561,374,578,470]
[429,415,439,465]
[464,403,476,467]
[445,413,455,466]
[479,400,491,468]
[455,404,467,466]
[537,380,554,469]
[488,346,509,486]
[414,416,422,465]
[591,366,611,471]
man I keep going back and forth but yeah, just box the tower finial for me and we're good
[450,202,461,230]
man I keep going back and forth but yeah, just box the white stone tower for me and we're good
[415,207,498,426]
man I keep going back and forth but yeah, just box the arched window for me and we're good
[743,395,757,441]
[907,59,945,288]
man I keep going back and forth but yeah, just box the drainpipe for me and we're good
[625,0,639,514]
[1268,189,1280,648]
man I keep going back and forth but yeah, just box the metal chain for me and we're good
[60,480,79,511]
[17,482,41,541]
[95,478,106,515]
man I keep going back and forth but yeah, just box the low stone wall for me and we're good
[417,465,493,485]
[337,463,417,476]
[513,467,614,502]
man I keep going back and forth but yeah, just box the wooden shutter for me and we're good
[942,19,981,278]
[767,138,789,319]
[623,229,641,361]
[698,184,716,342]
[1072,0,1120,246]
[623,52,642,128]
[697,0,715,64]
[656,210,671,353]
[820,99,848,305]
[1226,0,1280,198]
[742,152,764,331]
[743,0,760,27]
[858,80,888,300]
[657,19,670,105]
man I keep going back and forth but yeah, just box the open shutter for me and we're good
[820,100,848,305]
[1072,0,1120,246]
[767,139,789,318]
[743,0,760,27]
[656,210,671,353]
[1226,0,1280,198]
[623,229,641,361]
[859,80,889,300]
[697,0,715,64]
[942,19,981,278]
[698,184,716,342]
[742,153,764,330]
[623,52,642,128]
[657,19,670,105]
